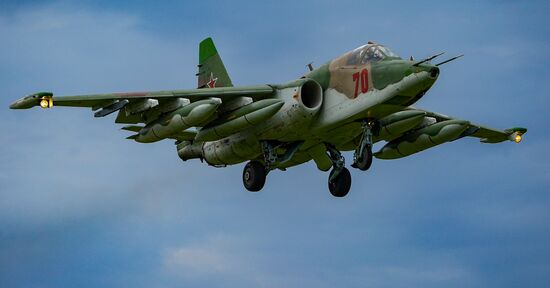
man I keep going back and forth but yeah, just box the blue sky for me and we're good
[1,1,549,287]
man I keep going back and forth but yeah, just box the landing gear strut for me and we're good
[261,141,277,171]
[352,120,375,171]
[326,145,351,197]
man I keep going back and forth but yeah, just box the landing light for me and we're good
[39,97,53,109]
[514,134,522,143]
[40,99,49,108]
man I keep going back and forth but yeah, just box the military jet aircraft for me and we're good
[10,38,527,197]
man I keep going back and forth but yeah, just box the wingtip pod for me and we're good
[507,127,527,144]
[480,127,527,144]
[10,92,53,109]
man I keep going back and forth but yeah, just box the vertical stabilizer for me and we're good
[197,37,233,88]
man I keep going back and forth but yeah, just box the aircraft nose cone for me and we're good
[429,66,440,79]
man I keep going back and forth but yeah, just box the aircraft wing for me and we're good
[10,85,277,142]
[416,108,527,143]
[10,85,274,110]
[373,107,527,160]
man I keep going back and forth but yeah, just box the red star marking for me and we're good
[207,72,218,88]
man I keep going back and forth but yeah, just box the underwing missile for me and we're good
[195,99,284,141]
[134,98,221,143]
[374,120,470,159]
[377,110,427,141]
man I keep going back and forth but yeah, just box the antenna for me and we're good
[435,54,464,66]
[412,52,445,66]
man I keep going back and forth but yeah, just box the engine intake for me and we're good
[299,79,323,110]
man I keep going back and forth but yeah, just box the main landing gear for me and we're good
[242,121,376,197]
[243,161,266,192]
[326,119,376,197]
[326,145,351,197]
[242,141,277,192]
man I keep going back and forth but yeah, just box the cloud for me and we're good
[161,233,283,288]
[1,1,550,288]
[163,234,244,277]
[0,3,194,92]
[354,264,472,288]
[0,3,197,230]
[166,245,229,275]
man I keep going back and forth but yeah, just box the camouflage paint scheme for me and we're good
[10,38,527,193]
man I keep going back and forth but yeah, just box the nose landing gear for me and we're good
[351,120,375,171]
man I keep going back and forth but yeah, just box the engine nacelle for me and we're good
[257,78,323,141]
[178,79,324,165]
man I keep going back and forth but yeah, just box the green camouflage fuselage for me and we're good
[10,39,524,173]
[179,43,439,169]
[9,38,526,196]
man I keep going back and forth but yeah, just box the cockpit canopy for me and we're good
[347,44,401,65]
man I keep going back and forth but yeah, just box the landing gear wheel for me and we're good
[243,161,266,192]
[354,145,373,171]
[328,167,352,197]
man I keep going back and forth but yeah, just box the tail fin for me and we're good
[197,37,233,88]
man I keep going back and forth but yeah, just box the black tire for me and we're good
[354,145,373,171]
[243,161,266,192]
[328,167,352,197]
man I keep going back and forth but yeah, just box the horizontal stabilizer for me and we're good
[126,134,138,140]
